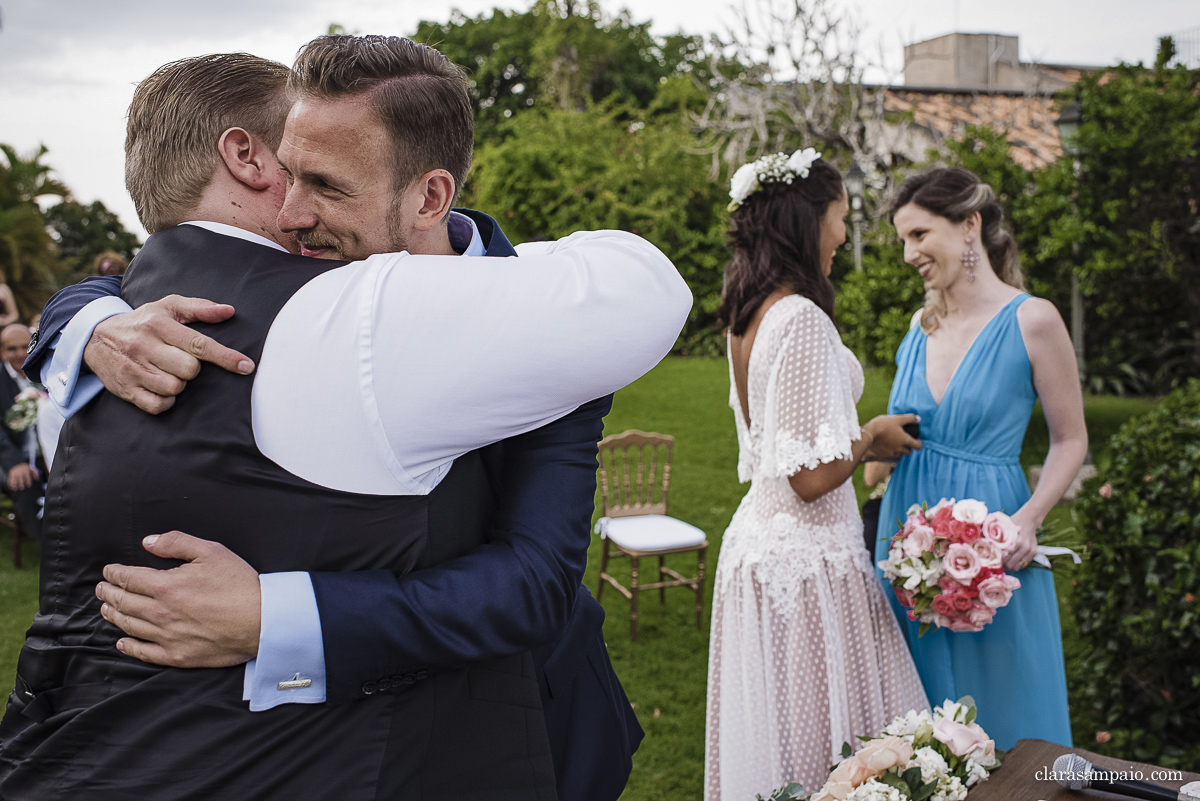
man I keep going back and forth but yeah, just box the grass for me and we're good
[0,358,1156,798]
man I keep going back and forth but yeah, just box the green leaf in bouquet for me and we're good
[910,780,938,801]
[964,706,977,725]
[762,782,806,800]
[902,766,923,789]
[877,772,909,795]
[842,742,854,759]
[912,596,931,614]
[956,696,976,715]
[918,621,931,638]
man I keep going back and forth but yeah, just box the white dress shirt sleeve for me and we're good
[40,296,134,416]
[242,572,327,710]
[253,229,691,495]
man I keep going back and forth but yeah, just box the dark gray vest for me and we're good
[0,226,554,800]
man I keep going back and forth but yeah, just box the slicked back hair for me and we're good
[125,53,292,233]
[289,35,474,202]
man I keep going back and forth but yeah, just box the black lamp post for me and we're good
[845,163,866,272]
[1053,102,1085,390]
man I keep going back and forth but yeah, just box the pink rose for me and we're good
[931,594,957,617]
[981,512,1020,554]
[977,575,1019,609]
[855,736,913,772]
[972,539,1003,569]
[902,525,936,558]
[824,755,873,793]
[945,614,982,632]
[928,497,955,518]
[943,543,981,584]
[950,592,973,612]
[967,603,995,629]
[933,718,990,756]
[902,513,926,535]
[1098,482,1113,499]
[894,587,914,607]
[930,505,955,536]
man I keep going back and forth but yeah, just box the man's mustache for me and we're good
[295,232,341,252]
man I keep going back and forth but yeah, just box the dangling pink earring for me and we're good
[961,235,979,283]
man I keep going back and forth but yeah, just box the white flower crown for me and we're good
[727,147,823,211]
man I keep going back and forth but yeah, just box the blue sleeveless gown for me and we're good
[873,294,1072,749]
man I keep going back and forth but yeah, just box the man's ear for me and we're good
[409,169,456,232]
[216,128,278,191]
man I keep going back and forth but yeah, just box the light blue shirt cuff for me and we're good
[242,571,327,711]
[41,296,133,417]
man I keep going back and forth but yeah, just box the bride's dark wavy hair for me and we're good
[719,159,845,336]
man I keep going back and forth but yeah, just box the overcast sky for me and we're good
[1,0,1194,239]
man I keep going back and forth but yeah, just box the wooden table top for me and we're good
[967,739,1200,801]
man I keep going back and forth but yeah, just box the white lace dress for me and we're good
[704,295,929,800]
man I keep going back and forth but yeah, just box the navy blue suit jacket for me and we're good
[28,210,643,801]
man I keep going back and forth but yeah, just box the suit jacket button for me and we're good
[377,678,391,692]
[415,670,428,681]
[402,674,416,685]
[362,681,378,695]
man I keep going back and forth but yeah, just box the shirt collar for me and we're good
[179,221,289,252]
[177,215,485,258]
[447,211,486,257]
[4,361,29,387]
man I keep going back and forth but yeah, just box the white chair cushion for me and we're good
[597,515,706,552]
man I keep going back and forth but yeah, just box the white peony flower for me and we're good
[951,499,988,524]
[785,147,822,178]
[882,709,934,739]
[729,163,760,205]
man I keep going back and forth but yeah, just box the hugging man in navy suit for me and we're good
[10,36,690,800]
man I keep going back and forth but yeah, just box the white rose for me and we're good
[729,163,760,204]
[951,499,988,524]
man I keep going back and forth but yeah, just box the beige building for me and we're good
[880,33,1096,169]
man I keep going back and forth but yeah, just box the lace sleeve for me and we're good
[759,300,862,477]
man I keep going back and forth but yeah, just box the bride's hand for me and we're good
[1004,507,1041,571]
[862,414,922,462]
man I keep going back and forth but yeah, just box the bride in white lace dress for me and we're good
[705,151,929,800]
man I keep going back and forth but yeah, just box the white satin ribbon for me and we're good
[1033,545,1082,568]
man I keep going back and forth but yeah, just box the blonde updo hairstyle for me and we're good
[890,167,1025,333]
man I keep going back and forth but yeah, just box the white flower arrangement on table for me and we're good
[757,698,1000,801]
[728,147,822,211]
[5,387,46,432]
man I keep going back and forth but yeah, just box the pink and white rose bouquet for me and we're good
[799,698,1000,801]
[878,498,1022,635]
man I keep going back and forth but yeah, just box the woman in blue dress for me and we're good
[874,168,1089,749]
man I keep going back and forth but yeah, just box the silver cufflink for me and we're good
[58,372,68,385]
[278,673,312,690]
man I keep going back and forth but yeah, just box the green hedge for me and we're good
[1071,380,1200,769]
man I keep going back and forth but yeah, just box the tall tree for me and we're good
[0,144,68,320]
[44,199,140,282]
[414,2,712,143]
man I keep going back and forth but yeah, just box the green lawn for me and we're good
[0,358,1156,799]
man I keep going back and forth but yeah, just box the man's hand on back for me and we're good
[95,531,262,668]
[6,463,39,492]
[85,296,256,414]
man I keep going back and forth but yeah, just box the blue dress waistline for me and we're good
[920,439,1019,466]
